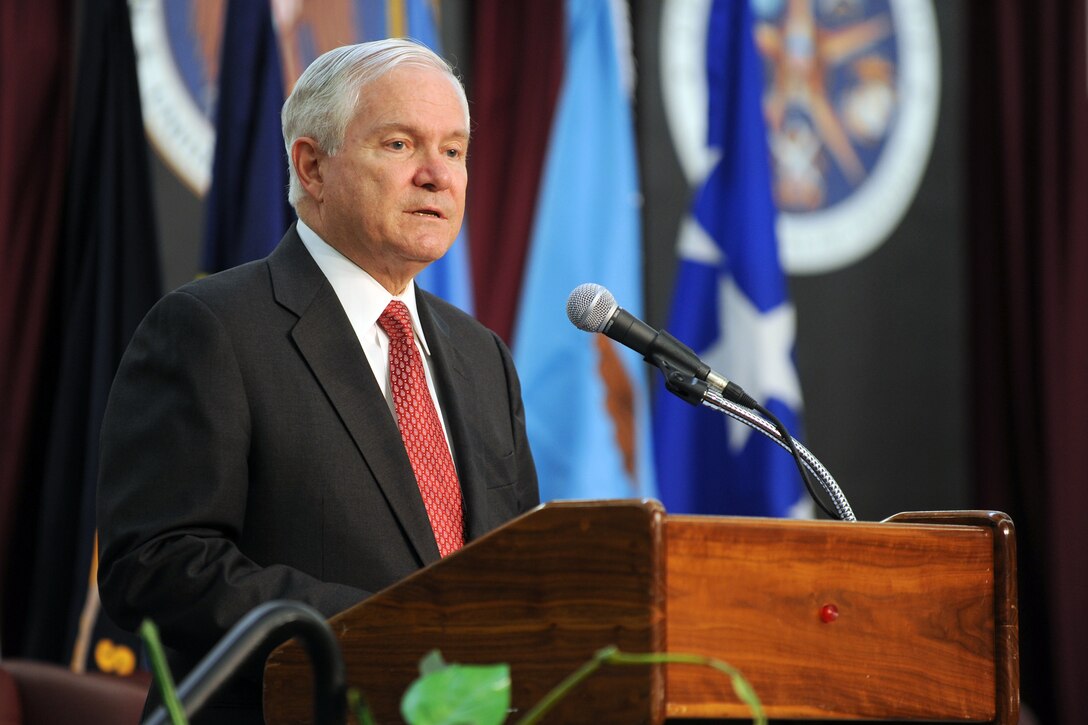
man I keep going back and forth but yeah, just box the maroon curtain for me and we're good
[468,1,564,343]
[0,1,73,647]
[968,1,1088,722]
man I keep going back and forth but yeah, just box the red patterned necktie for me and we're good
[377,300,464,556]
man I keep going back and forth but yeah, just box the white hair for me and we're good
[281,38,469,208]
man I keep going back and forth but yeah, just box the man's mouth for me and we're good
[411,208,444,219]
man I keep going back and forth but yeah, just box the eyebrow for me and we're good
[370,122,470,143]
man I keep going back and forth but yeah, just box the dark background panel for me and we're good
[790,0,967,520]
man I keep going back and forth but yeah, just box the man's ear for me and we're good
[292,137,326,202]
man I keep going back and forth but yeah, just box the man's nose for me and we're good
[414,150,453,190]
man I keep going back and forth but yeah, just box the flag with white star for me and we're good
[653,0,809,517]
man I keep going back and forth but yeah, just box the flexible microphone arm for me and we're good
[659,360,855,521]
[142,600,347,725]
[700,387,856,522]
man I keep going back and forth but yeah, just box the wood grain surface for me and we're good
[665,515,997,721]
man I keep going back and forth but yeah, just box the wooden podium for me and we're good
[264,501,1018,723]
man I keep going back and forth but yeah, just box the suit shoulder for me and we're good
[171,259,271,307]
[131,261,279,343]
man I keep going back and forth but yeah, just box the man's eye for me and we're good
[445,148,462,159]
[389,141,407,151]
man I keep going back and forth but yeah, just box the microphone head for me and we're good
[566,283,617,333]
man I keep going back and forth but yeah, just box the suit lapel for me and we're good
[267,228,441,565]
[415,290,491,542]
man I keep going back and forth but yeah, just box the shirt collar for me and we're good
[295,218,432,354]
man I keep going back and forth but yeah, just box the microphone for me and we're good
[566,283,753,407]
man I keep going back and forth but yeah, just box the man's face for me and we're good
[317,65,468,292]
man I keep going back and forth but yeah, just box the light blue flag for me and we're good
[653,0,807,517]
[512,0,655,501]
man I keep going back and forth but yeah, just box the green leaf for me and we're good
[419,649,449,676]
[401,662,511,725]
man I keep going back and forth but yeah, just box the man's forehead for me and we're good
[355,66,469,124]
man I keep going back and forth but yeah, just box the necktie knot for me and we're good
[378,300,413,341]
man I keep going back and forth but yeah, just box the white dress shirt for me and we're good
[295,219,457,465]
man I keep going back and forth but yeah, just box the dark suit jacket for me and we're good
[96,226,538,718]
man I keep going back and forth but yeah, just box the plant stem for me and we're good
[348,688,378,725]
[139,619,189,725]
[514,647,765,725]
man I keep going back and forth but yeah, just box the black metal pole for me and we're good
[143,600,347,725]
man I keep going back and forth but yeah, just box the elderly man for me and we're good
[97,39,539,722]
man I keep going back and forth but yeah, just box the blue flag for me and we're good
[201,0,293,273]
[512,0,654,501]
[653,0,807,517]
